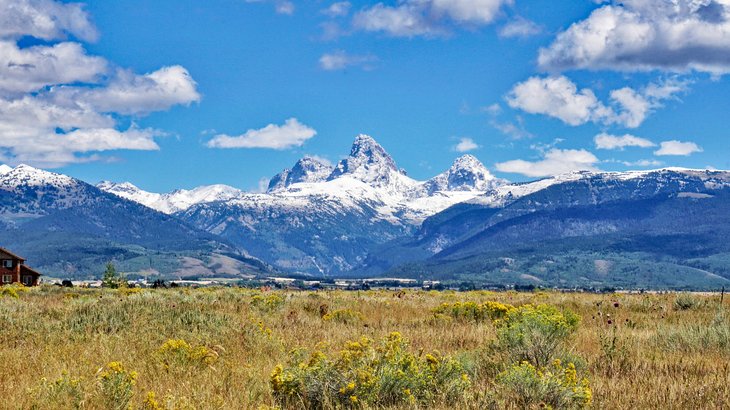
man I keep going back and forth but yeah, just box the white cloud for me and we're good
[499,16,542,38]
[594,133,656,150]
[539,0,730,74]
[51,66,201,115]
[0,0,200,167]
[654,140,703,156]
[246,0,295,15]
[352,0,512,37]
[0,41,107,96]
[496,148,600,177]
[0,0,98,41]
[353,3,437,37]
[506,76,686,128]
[319,51,378,71]
[430,0,512,24]
[622,159,663,167]
[322,2,351,17]
[453,137,479,152]
[506,76,608,126]
[207,118,317,149]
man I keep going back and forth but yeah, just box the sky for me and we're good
[1,0,730,192]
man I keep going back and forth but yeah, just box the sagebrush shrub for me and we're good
[495,304,580,368]
[496,360,592,409]
[270,332,471,409]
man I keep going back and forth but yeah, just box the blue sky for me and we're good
[1,0,730,192]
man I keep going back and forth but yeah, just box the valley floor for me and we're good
[0,286,728,409]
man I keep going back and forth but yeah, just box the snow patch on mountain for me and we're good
[473,168,730,208]
[0,164,12,175]
[98,181,243,214]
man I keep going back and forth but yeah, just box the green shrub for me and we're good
[97,362,137,410]
[495,304,580,368]
[673,294,704,311]
[270,332,471,409]
[655,309,730,353]
[32,372,85,409]
[496,360,592,409]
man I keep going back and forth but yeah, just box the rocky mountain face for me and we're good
[98,135,499,275]
[0,165,269,279]
[267,156,333,192]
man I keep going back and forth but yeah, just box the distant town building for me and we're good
[0,247,41,286]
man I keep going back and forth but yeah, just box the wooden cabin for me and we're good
[0,247,41,286]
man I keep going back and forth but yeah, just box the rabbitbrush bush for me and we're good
[497,360,592,409]
[495,304,581,368]
[270,332,471,409]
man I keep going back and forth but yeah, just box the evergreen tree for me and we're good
[101,262,125,289]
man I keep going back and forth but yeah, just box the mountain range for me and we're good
[2,135,730,289]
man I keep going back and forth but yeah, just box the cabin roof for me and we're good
[20,264,41,276]
[0,247,25,261]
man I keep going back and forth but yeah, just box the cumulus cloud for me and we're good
[506,76,686,128]
[0,0,200,167]
[506,76,609,126]
[51,66,201,115]
[207,118,317,149]
[498,16,542,38]
[352,0,512,37]
[0,41,106,96]
[322,1,351,17]
[0,0,98,41]
[539,0,730,74]
[654,140,703,156]
[319,51,378,71]
[496,148,600,177]
[594,133,656,150]
[453,137,479,152]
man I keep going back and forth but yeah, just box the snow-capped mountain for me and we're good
[0,164,267,279]
[424,154,505,193]
[268,156,333,192]
[0,164,12,175]
[361,167,730,289]
[0,164,93,214]
[97,135,501,274]
[97,181,242,214]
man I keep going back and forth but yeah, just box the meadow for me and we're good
[0,285,728,409]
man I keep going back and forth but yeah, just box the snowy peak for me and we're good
[268,156,333,192]
[328,134,412,191]
[0,164,12,175]
[98,181,242,214]
[426,155,503,193]
[0,164,78,189]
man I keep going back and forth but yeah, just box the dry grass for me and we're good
[0,286,728,409]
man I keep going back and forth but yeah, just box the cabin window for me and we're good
[1,275,11,283]
[1,260,12,269]
[22,275,32,286]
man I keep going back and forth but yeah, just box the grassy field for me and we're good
[0,286,728,409]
